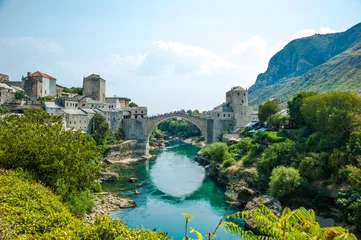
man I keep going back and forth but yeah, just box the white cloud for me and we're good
[152,41,239,76]
[319,27,336,34]
[100,53,148,77]
[0,36,62,52]
[232,35,268,54]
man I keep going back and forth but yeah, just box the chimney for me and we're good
[27,72,31,76]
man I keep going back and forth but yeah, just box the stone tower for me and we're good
[83,74,106,102]
[226,86,252,128]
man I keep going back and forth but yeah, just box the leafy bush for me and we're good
[346,165,361,190]
[229,137,254,155]
[201,142,231,164]
[258,100,279,122]
[0,169,171,239]
[269,166,301,199]
[222,158,237,168]
[254,130,288,143]
[0,110,101,216]
[256,140,297,189]
[337,188,361,229]
[298,152,328,181]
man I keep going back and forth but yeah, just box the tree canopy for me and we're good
[258,100,280,122]
[0,109,101,216]
[89,113,109,145]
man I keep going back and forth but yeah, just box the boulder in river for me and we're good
[128,177,138,183]
[243,195,283,232]
[101,171,119,182]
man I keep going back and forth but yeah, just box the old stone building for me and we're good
[211,86,255,131]
[22,71,57,98]
[83,74,106,102]
[0,83,15,104]
[0,73,9,82]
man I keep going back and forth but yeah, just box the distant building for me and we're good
[0,73,9,82]
[106,96,131,109]
[83,74,106,102]
[44,101,63,114]
[211,86,254,130]
[22,71,57,98]
[0,83,15,104]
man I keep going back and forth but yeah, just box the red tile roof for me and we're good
[29,71,56,80]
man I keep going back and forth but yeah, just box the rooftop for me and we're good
[44,101,63,109]
[59,109,87,115]
[29,71,56,80]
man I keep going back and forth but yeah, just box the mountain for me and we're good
[248,22,361,105]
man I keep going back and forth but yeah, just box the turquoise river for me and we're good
[102,140,244,239]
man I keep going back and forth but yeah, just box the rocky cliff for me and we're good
[248,22,361,105]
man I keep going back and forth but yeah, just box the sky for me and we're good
[0,0,360,115]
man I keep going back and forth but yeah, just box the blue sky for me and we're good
[0,0,360,114]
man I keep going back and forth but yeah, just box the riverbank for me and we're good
[84,192,136,222]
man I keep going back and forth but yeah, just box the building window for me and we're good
[82,104,85,107]
[70,121,71,124]
[223,114,225,117]
[228,114,230,117]
[141,111,143,113]
[238,93,239,96]
[244,93,246,96]
[135,111,138,113]
[217,114,220,117]
[67,103,68,106]
[242,100,244,103]
[45,90,47,94]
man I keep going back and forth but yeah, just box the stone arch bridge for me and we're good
[123,113,234,155]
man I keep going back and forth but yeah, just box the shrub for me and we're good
[298,152,328,181]
[222,157,237,168]
[229,137,254,155]
[0,169,171,239]
[337,188,361,229]
[256,140,297,189]
[346,165,361,190]
[0,110,101,216]
[269,166,301,199]
[201,142,231,163]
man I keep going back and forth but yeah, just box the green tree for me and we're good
[187,109,193,116]
[115,127,126,142]
[201,142,232,164]
[0,110,101,216]
[256,140,297,189]
[301,92,361,151]
[89,113,109,145]
[0,105,8,114]
[269,166,301,199]
[258,100,280,122]
[287,91,317,126]
[15,90,26,100]
[226,204,357,239]
[193,109,200,115]
[129,102,138,107]
[299,152,328,181]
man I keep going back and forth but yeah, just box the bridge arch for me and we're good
[146,114,208,143]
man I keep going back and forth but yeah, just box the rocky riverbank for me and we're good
[84,192,136,222]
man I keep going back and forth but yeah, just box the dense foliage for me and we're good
[0,109,101,216]
[226,204,357,239]
[258,100,279,122]
[269,166,301,199]
[0,169,170,239]
[90,113,110,145]
[62,87,83,95]
[201,91,361,230]
[158,118,201,138]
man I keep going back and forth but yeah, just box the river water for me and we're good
[102,140,243,239]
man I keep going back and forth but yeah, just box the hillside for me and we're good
[248,22,361,104]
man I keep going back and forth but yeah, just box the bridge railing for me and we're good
[147,111,211,119]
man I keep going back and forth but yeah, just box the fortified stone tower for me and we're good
[226,86,252,129]
[83,74,106,102]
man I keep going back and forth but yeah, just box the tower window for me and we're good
[238,93,239,96]
[242,100,244,103]
[244,93,246,96]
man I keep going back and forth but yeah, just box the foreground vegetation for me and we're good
[0,169,170,239]
[202,91,361,231]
